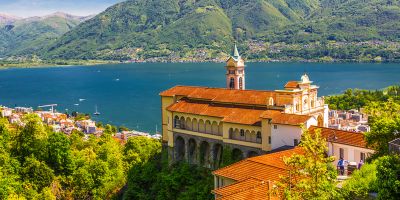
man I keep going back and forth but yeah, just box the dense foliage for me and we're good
[364,99,400,158]
[340,162,378,199]
[124,153,214,200]
[0,114,161,199]
[326,86,400,110]
[375,155,400,199]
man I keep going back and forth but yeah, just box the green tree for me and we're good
[340,162,378,199]
[364,100,400,158]
[276,127,338,199]
[22,157,55,191]
[123,136,161,168]
[46,132,75,175]
[14,114,48,162]
[376,155,400,200]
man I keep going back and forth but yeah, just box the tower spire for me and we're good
[226,42,245,90]
[232,43,240,59]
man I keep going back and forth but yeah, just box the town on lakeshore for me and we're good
[0,105,161,142]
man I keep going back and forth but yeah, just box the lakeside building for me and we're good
[160,45,329,167]
[212,126,375,200]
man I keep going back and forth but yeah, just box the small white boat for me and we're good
[79,98,86,102]
[74,104,79,106]
[94,105,100,115]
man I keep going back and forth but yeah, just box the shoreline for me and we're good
[1,59,399,69]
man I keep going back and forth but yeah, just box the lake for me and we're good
[0,62,399,133]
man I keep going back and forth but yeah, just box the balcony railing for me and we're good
[230,134,262,144]
[174,124,223,136]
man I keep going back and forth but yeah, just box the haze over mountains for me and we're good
[1,0,399,61]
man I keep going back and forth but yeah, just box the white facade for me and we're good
[271,117,317,150]
[328,142,374,163]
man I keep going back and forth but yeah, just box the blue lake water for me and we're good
[0,62,399,133]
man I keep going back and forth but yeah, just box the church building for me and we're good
[159,45,329,168]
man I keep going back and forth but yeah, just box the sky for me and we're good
[0,0,125,18]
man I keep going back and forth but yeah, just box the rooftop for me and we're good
[309,126,370,149]
[213,148,303,182]
[167,99,312,126]
[160,86,277,106]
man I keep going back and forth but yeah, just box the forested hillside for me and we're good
[2,0,400,62]
[0,12,91,57]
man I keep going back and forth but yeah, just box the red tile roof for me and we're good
[309,126,370,149]
[284,81,299,88]
[213,177,263,197]
[160,86,278,106]
[168,100,312,126]
[213,148,304,200]
[213,148,303,182]
[216,179,278,200]
[261,110,312,126]
[167,100,266,125]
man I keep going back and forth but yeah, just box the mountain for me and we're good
[3,0,400,61]
[0,12,92,57]
[0,13,21,25]
[41,0,321,60]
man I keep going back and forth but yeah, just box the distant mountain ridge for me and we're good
[0,13,21,24]
[1,0,400,62]
[0,12,93,57]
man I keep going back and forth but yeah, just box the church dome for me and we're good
[301,74,310,83]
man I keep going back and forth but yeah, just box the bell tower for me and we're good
[225,44,245,90]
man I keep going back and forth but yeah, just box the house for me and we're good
[1,107,13,117]
[309,126,374,164]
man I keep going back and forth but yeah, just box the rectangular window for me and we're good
[229,70,235,74]
[274,125,278,129]
[268,136,271,144]
[339,148,344,159]
[294,139,299,146]
[360,152,365,161]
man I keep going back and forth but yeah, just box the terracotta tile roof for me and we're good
[167,100,266,125]
[284,81,299,88]
[168,99,311,126]
[248,147,305,169]
[216,179,278,200]
[160,86,277,106]
[213,177,263,196]
[213,148,304,182]
[261,110,312,126]
[309,126,370,149]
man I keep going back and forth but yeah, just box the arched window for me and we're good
[239,77,243,90]
[269,97,274,106]
[229,128,234,138]
[174,116,180,128]
[256,131,262,139]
